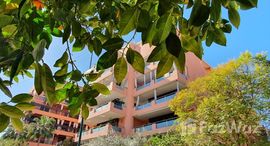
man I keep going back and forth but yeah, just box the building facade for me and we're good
[75,43,211,143]
[26,90,81,146]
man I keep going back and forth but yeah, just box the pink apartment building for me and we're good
[75,43,211,144]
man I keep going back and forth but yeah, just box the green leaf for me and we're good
[147,43,167,62]
[11,93,32,103]
[39,31,52,49]
[97,51,118,70]
[54,52,68,67]
[213,29,227,46]
[181,35,203,59]
[0,15,13,28]
[222,24,232,33]
[142,21,158,45]
[55,89,67,102]
[34,63,43,95]
[114,57,127,83]
[137,10,150,31]
[71,70,82,81]
[92,38,102,56]
[32,39,47,61]
[51,28,63,37]
[236,0,257,10]
[166,33,182,57]
[72,20,81,37]
[0,104,24,118]
[81,104,89,119]
[11,118,23,132]
[189,0,210,26]
[0,113,9,132]
[156,55,173,78]
[10,51,23,83]
[15,102,35,111]
[54,65,68,77]
[102,38,124,51]
[228,8,240,29]
[174,50,186,72]
[72,39,85,52]
[63,25,71,44]
[86,97,97,106]
[24,70,33,78]
[92,83,110,95]
[85,72,103,82]
[119,8,140,35]
[155,9,173,43]
[126,48,145,74]
[0,78,12,98]
[41,63,56,104]
[211,0,221,22]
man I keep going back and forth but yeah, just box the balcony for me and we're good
[85,102,125,126]
[134,118,177,136]
[134,92,176,119]
[75,124,121,141]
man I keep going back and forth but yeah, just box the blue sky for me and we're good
[1,1,270,103]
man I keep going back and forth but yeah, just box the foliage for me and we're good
[170,52,270,145]
[0,0,258,131]
[2,116,56,145]
[147,131,184,146]
[84,134,147,146]
[0,138,27,146]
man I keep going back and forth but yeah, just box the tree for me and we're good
[0,0,259,131]
[147,131,184,146]
[170,52,270,145]
[27,116,56,146]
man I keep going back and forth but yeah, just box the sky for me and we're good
[1,1,270,103]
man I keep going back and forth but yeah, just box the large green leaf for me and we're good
[0,78,12,98]
[54,65,68,77]
[70,70,82,81]
[41,63,56,104]
[126,48,145,74]
[0,104,24,118]
[166,33,182,57]
[63,25,71,44]
[156,56,173,78]
[174,50,186,72]
[102,38,124,51]
[72,39,85,52]
[92,83,110,95]
[181,35,203,59]
[97,50,118,70]
[54,52,68,67]
[72,20,81,37]
[155,9,173,43]
[189,0,210,26]
[0,113,9,132]
[55,89,67,102]
[147,43,167,62]
[34,63,43,95]
[11,118,23,132]
[15,102,35,111]
[142,21,158,45]
[10,51,23,83]
[114,57,128,83]
[213,29,227,46]
[211,0,221,22]
[0,15,13,28]
[32,39,47,61]
[81,104,89,119]
[236,0,257,10]
[119,8,140,35]
[228,8,240,29]
[92,38,102,56]
[11,93,33,103]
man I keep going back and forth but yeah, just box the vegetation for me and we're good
[0,0,259,131]
[2,116,56,146]
[147,131,184,146]
[170,52,270,145]
[83,134,147,146]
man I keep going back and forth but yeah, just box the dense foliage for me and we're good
[2,116,56,145]
[0,0,258,132]
[170,52,270,145]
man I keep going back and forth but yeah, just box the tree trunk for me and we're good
[37,137,40,146]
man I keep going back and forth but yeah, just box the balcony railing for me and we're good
[78,124,121,137]
[91,102,124,113]
[135,102,151,110]
[92,125,107,133]
[136,82,151,90]
[156,118,177,129]
[155,93,176,104]
[95,104,109,113]
[135,92,176,110]
[134,124,152,132]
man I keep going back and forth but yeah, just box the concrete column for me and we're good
[150,71,152,83]
[177,82,180,92]
[136,96,140,106]
[154,89,157,101]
